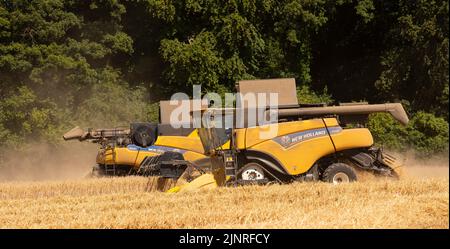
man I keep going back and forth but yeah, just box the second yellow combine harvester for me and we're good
[64,78,408,191]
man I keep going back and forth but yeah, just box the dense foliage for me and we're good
[0,0,448,155]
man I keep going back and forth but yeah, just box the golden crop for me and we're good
[0,166,447,229]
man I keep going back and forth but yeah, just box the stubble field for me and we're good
[0,165,448,229]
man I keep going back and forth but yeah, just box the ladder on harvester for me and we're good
[101,127,124,176]
[103,144,117,176]
[224,150,237,182]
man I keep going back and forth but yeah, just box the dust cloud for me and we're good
[0,141,98,182]
[386,150,449,180]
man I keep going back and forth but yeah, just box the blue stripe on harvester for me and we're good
[273,126,343,148]
[127,144,187,154]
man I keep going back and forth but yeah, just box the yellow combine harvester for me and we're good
[63,100,212,177]
[64,78,408,190]
[166,79,407,191]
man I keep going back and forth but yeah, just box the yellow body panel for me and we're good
[97,145,207,168]
[97,147,158,166]
[96,130,207,168]
[220,140,231,150]
[238,118,339,149]
[331,128,374,151]
[183,151,208,162]
[240,118,374,175]
[235,129,246,149]
[250,136,334,175]
[154,136,205,154]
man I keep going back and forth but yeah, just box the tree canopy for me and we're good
[0,0,448,155]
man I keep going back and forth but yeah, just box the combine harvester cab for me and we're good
[169,78,408,192]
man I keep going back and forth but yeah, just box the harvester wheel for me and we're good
[237,163,265,181]
[322,163,357,184]
[91,165,104,178]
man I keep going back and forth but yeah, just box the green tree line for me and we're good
[0,0,448,155]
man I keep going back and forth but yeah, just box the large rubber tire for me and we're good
[322,163,357,184]
[131,123,157,147]
[237,162,265,181]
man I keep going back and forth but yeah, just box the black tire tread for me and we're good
[322,163,357,183]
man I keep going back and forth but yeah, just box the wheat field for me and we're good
[0,165,448,229]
